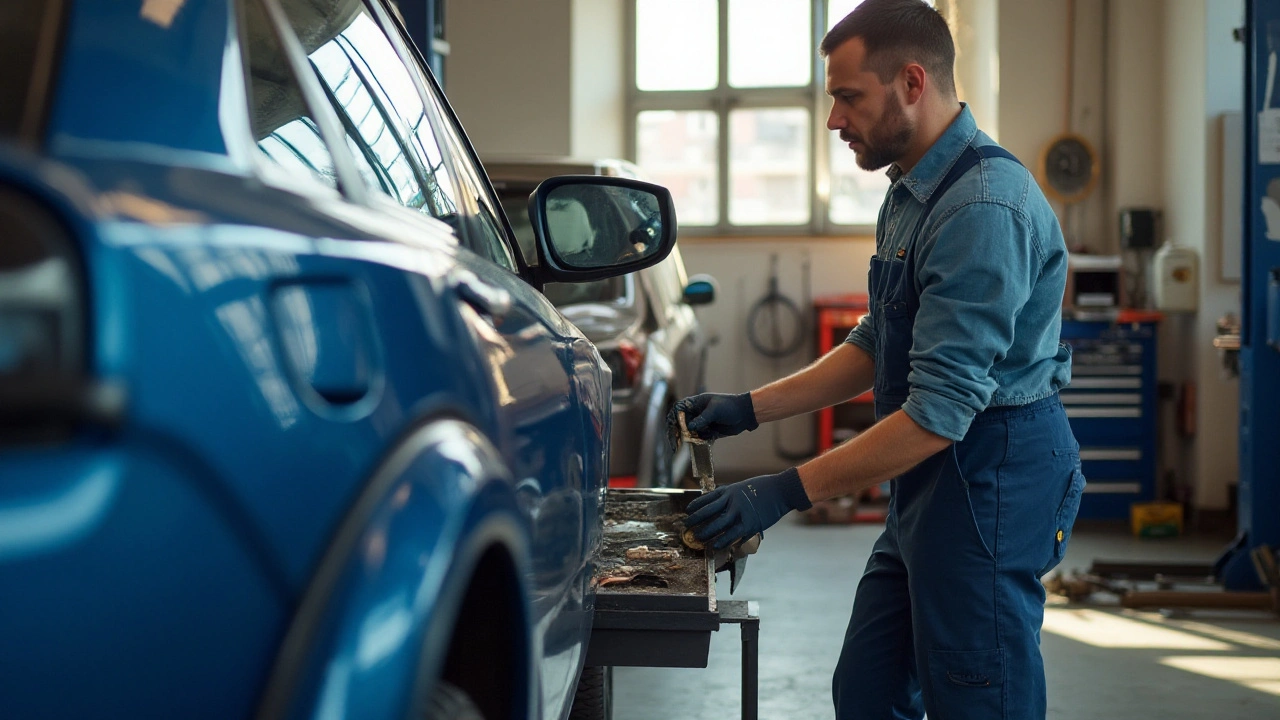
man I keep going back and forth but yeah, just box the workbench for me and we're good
[584,599,760,720]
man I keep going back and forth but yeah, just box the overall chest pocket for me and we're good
[869,257,913,400]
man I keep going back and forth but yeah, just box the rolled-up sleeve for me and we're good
[902,202,1039,441]
[844,307,877,357]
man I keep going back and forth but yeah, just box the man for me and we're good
[676,1,1085,718]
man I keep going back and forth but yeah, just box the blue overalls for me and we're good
[832,146,1087,720]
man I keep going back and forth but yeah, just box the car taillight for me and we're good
[0,187,116,441]
[601,340,644,391]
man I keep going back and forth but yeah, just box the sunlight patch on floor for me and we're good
[1159,656,1280,697]
[1041,608,1232,650]
[1148,617,1280,651]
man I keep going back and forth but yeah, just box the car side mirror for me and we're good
[683,275,717,305]
[528,175,677,283]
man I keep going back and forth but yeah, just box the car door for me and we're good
[312,4,601,717]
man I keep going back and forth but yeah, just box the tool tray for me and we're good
[588,487,718,667]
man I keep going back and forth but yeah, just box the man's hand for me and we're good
[684,468,812,549]
[671,392,758,441]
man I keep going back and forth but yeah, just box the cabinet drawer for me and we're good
[1081,457,1144,481]
[1068,417,1146,445]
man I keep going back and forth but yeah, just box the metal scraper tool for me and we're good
[676,412,759,594]
[678,412,716,493]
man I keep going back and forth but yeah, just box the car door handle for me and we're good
[451,271,512,323]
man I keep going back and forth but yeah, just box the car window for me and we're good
[656,247,689,305]
[397,34,518,272]
[0,0,60,141]
[274,0,464,227]
[310,39,435,209]
[243,1,342,191]
[543,278,626,308]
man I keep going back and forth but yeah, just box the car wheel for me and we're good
[424,680,485,720]
[568,666,613,720]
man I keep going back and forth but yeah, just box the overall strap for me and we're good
[910,145,1024,248]
[924,145,1023,219]
[902,145,1024,297]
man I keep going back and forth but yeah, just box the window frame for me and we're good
[625,0,878,237]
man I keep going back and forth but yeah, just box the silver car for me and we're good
[488,157,716,488]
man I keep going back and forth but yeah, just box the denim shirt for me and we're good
[846,105,1072,441]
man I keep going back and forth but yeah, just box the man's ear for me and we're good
[901,63,928,105]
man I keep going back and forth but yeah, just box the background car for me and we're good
[487,157,716,489]
[0,1,676,719]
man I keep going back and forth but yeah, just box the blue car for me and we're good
[0,1,676,718]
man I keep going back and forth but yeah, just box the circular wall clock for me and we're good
[1039,133,1100,204]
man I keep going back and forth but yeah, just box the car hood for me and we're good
[558,303,641,344]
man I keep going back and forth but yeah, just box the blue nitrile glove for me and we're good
[684,468,812,550]
[672,392,758,441]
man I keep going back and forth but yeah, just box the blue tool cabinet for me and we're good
[1060,317,1161,519]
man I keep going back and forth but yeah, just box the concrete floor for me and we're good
[613,516,1280,719]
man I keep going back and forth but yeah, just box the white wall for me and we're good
[997,0,1110,253]
[571,0,624,159]
[1107,0,1165,222]
[446,0,624,158]
[447,0,573,155]
[1161,0,1243,511]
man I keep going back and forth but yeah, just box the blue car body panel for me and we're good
[0,1,612,717]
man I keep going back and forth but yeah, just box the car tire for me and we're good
[650,406,675,488]
[568,665,613,720]
[424,680,485,720]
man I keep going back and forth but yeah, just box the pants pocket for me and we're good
[928,648,1005,719]
[1038,468,1086,577]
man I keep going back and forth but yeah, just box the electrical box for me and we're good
[1151,244,1199,312]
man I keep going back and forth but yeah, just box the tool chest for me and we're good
[1059,314,1162,519]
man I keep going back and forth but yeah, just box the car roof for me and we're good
[483,156,644,186]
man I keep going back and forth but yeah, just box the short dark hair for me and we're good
[820,0,956,96]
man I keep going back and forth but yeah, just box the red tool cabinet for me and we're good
[814,294,875,453]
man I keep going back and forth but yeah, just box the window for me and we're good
[243,0,340,192]
[275,2,464,226]
[629,0,929,233]
[0,0,62,141]
[277,0,516,271]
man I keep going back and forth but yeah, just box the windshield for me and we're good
[499,193,626,308]
[0,0,62,140]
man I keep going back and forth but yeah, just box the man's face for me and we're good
[824,38,915,171]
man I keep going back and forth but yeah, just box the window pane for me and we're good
[729,0,810,88]
[828,0,932,28]
[288,5,464,225]
[244,0,339,190]
[636,0,717,91]
[312,41,425,205]
[828,134,890,225]
[636,110,718,226]
[729,107,810,225]
[827,0,864,29]
[0,1,58,138]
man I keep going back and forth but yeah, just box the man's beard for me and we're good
[842,91,914,171]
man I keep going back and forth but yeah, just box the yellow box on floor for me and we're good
[1130,501,1184,538]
